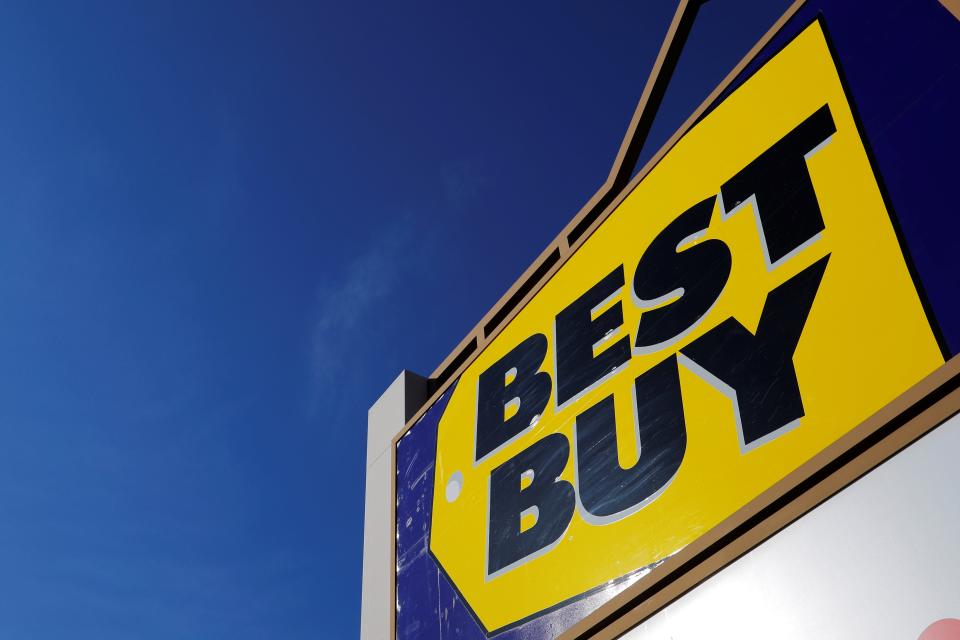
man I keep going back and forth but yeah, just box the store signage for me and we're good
[428,21,944,633]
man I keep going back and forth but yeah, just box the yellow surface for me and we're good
[429,21,943,631]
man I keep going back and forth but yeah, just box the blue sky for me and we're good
[0,2,790,637]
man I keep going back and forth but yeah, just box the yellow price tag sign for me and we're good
[429,20,943,633]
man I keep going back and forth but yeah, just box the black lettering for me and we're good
[476,334,552,461]
[573,356,686,521]
[680,255,830,448]
[720,105,836,266]
[487,433,575,575]
[633,196,731,352]
[555,266,631,406]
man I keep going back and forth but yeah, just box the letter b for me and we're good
[488,433,575,576]
[476,334,552,461]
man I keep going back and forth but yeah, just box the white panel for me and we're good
[361,371,428,640]
[361,451,392,640]
[367,371,424,466]
[622,413,960,640]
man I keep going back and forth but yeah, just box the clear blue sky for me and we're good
[0,1,789,637]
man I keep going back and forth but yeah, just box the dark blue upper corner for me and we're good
[713,0,960,357]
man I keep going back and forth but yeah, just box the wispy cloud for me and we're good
[308,159,485,421]
[308,215,428,418]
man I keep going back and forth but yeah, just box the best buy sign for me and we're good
[428,21,943,633]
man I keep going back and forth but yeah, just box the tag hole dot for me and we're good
[445,471,463,503]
